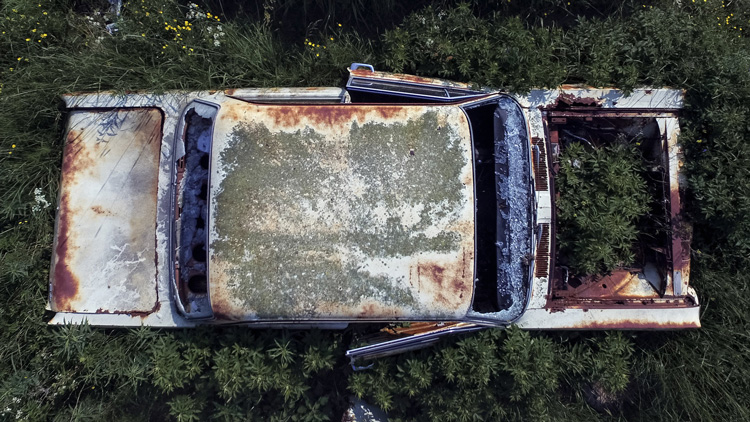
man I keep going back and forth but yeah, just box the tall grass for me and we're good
[1,0,749,420]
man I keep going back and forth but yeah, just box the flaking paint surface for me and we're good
[51,108,162,313]
[208,101,474,320]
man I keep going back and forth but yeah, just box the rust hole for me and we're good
[192,244,206,262]
[188,274,207,294]
[602,284,608,289]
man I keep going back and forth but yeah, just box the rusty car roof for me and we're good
[207,99,476,320]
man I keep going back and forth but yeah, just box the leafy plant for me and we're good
[556,143,650,275]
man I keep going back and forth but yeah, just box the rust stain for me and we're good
[261,104,407,128]
[555,270,661,300]
[52,129,94,311]
[569,318,699,330]
[90,205,112,216]
[382,321,462,336]
[265,106,302,127]
[359,303,377,317]
[93,300,161,318]
[417,260,472,307]
[219,103,242,122]
[350,69,375,77]
[551,93,601,108]
[53,199,79,311]
[351,69,451,85]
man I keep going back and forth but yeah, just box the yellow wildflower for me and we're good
[12,144,16,148]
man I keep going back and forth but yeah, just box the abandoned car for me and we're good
[49,64,699,360]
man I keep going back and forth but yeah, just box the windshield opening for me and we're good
[465,96,533,321]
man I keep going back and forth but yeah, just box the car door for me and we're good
[346,63,486,103]
[345,322,485,369]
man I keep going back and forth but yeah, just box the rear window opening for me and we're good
[173,102,218,318]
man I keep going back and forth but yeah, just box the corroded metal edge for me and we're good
[514,87,699,330]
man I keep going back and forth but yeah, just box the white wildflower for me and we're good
[213,39,220,47]
[11,397,20,404]
[216,25,222,31]
[32,187,50,212]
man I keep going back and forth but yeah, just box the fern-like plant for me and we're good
[556,143,650,276]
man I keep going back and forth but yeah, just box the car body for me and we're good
[49,64,700,360]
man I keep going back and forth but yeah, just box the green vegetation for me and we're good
[556,143,650,276]
[1,0,749,420]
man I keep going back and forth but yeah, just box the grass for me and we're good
[1,0,749,420]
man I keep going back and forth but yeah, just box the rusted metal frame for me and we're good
[517,306,701,330]
[347,65,485,102]
[541,110,558,299]
[225,87,348,104]
[540,109,679,307]
[348,67,477,90]
[544,109,680,118]
[170,100,218,320]
[170,103,191,318]
[518,88,685,111]
[659,117,691,298]
[550,296,695,307]
[347,77,486,102]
